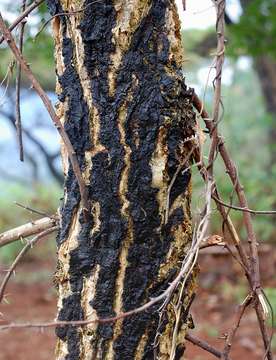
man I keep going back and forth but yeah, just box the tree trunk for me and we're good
[254,56,276,171]
[239,0,276,172]
[48,1,196,359]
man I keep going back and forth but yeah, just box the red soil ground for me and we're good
[0,246,275,360]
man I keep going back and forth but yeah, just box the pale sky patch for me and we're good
[176,0,216,29]
[176,0,242,29]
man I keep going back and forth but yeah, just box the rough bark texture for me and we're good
[48,1,196,359]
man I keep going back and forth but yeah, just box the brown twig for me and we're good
[165,146,196,224]
[0,216,58,248]
[182,0,186,11]
[221,294,253,359]
[34,0,103,39]
[15,0,27,162]
[207,0,225,178]
[14,201,53,219]
[0,12,89,218]
[0,227,58,303]
[211,194,276,215]
[185,333,224,359]
[0,0,44,45]
[198,162,251,273]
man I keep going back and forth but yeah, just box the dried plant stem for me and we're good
[207,0,225,179]
[165,146,196,224]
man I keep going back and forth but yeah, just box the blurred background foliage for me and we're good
[0,0,275,264]
[229,0,276,58]
[0,1,55,90]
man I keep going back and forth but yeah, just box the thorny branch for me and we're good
[190,1,273,356]
[0,216,58,248]
[192,93,273,359]
[221,294,253,359]
[190,1,273,358]
[0,11,90,218]
[0,227,58,303]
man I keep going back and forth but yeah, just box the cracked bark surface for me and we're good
[48,1,197,359]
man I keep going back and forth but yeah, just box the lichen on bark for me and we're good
[48,1,197,359]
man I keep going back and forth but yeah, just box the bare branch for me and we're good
[182,1,186,11]
[14,201,53,218]
[0,226,58,303]
[0,107,63,184]
[185,333,224,359]
[211,194,276,215]
[221,294,253,359]
[207,0,225,179]
[0,216,58,248]
[15,0,27,162]
[165,145,196,224]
